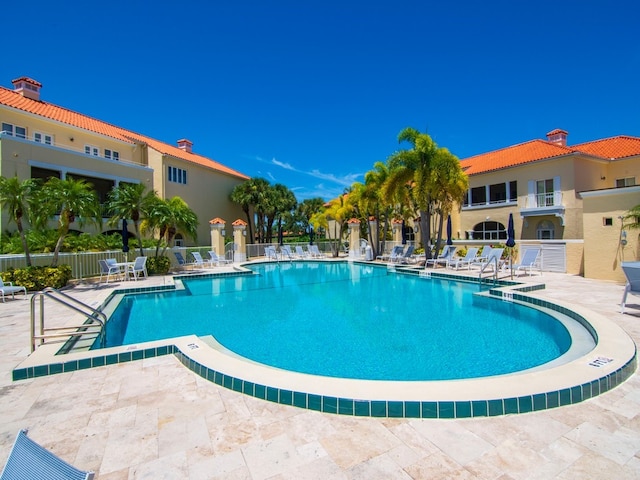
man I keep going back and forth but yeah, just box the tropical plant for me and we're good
[0,176,39,266]
[107,183,156,258]
[231,178,270,244]
[310,194,355,257]
[142,196,198,256]
[30,178,102,266]
[296,197,325,240]
[265,184,297,244]
[623,204,640,229]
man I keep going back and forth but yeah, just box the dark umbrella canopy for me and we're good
[446,215,453,245]
[506,213,516,247]
[278,224,284,246]
[309,226,314,245]
[401,220,407,245]
[122,219,130,253]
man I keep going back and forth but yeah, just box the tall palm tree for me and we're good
[265,184,297,244]
[32,177,101,266]
[297,197,325,240]
[230,177,271,243]
[107,183,157,258]
[0,176,39,266]
[162,197,198,254]
[384,128,442,258]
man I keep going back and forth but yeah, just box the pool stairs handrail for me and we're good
[478,251,502,285]
[30,287,106,352]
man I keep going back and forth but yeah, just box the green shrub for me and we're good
[146,256,171,275]
[2,265,73,291]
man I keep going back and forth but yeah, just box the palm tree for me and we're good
[297,197,325,240]
[623,204,640,229]
[230,177,271,243]
[0,176,39,266]
[107,183,157,258]
[310,194,354,257]
[265,184,297,244]
[141,196,198,256]
[385,128,437,256]
[32,177,101,266]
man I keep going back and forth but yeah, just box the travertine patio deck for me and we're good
[0,264,638,479]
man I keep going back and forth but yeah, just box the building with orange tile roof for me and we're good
[457,129,640,281]
[0,77,249,246]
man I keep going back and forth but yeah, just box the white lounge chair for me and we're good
[426,245,457,268]
[308,245,324,258]
[449,247,479,270]
[295,245,310,258]
[209,250,232,266]
[192,251,213,268]
[621,261,640,313]
[280,245,294,260]
[377,245,404,262]
[0,278,27,302]
[127,256,148,281]
[472,248,504,272]
[396,245,417,264]
[264,246,279,260]
[1,429,94,479]
[513,248,541,276]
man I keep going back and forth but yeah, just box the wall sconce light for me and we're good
[600,175,606,180]
[221,230,226,236]
[621,230,628,246]
[413,225,419,233]
[69,136,74,142]
[242,231,246,236]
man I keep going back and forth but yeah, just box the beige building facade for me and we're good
[0,77,248,246]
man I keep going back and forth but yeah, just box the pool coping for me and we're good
[12,261,638,418]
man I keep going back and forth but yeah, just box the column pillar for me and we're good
[392,219,403,244]
[348,218,361,258]
[232,219,248,262]
[209,217,226,258]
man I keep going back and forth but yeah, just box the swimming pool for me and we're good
[100,262,574,380]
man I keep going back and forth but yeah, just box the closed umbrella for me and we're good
[278,224,283,246]
[446,215,453,246]
[309,226,314,245]
[506,213,515,278]
[401,220,407,245]
[121,219,130,253]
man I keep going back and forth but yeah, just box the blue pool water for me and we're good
[99,262,572,381]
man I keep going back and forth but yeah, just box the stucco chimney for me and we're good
[546,129,568,147]
[11,77,42,101]
[177,138,193,153]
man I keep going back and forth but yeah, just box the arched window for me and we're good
[174,233,184,247]
[536,220,555,240]
[403,225,415,243]
[472,221,506,240]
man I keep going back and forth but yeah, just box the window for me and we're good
[1,122,26,138]
[104,149,120,161]
[471,221,506,240]
[168,166,187,185]
[489,183,506,203]
[174,234,184,247]
[509,181,517,201]
[34,132,53,145]
[536,179,555,207]
[536,220,555,239]
[470,186,486,206]
[603,217,613,226]
[85,145,99,156]
[616,177,636,188]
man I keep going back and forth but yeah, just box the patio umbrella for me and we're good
[309,226,314,245]
[121,218,130,253]
[401,220,407,245]
[446,215,453,246]
[506,213,515,278]
[278,224,283,246]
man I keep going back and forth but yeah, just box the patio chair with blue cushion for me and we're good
[377,245,404,262]
[0,429,94,479]
[472,248,504,272]
[396,244,417,264]
[621,261,640,314]
[0,278,27,302]
[98,259,121,284]
[513,248,541,276]
[174,251,196,270]
[295,246,310,258]
[191,251,213,268]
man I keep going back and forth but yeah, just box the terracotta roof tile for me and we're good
[0,86,248,180]
[460,139,575,175]
[571,135,640,160]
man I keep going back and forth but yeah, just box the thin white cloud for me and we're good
[271,158,295,170]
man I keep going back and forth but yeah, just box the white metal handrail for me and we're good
[30,288,106,352]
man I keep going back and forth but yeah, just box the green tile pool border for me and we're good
[12,263,638,418]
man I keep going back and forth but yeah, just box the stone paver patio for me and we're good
[0,264,639,479]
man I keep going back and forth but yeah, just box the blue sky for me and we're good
[5,1,639,201]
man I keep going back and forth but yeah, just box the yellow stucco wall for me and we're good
[582,187,640,282]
